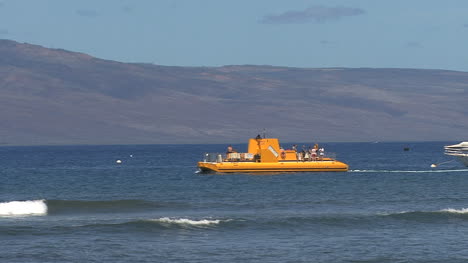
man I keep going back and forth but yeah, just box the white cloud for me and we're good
[260,5,365,24]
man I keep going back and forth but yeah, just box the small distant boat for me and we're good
[444,142,468,167]
[197,137,348,173]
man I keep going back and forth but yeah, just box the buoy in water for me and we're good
[430,164,437,168]
[116,160,122,164]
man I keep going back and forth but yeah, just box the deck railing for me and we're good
[202,153,225,163]
[202,152,339,163]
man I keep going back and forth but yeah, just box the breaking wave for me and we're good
[74,217,232,232]
[0,200,47,216]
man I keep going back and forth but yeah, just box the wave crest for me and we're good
[150,217,222,225]
[440,208,468,214]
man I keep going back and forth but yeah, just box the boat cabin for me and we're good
[221,138,323,163]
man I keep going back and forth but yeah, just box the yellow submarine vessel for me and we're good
[197,137,348,173]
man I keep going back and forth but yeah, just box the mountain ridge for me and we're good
[0,39,467,145]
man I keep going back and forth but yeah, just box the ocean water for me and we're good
[1,142,468,263]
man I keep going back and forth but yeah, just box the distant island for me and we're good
[0,39,467,145]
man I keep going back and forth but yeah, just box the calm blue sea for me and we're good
[1,142,468,263]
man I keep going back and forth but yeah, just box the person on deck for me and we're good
[226,145,236,154]
[226,145,237,161]
[310,147,317,161]
[280,147,286,159]
[301,145,307,161]
[319,147,325,160]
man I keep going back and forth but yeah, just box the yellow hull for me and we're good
[198,160,348,173]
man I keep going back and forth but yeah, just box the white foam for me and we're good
[151,217,221,225]
[440,208,468,214]
[350,169,468,173]
[0,200,48,216]
[377,211,409,216]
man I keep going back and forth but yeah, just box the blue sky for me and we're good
[1,0,468,71]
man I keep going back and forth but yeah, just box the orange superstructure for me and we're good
[197,137,348,173]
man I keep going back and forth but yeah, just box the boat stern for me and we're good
[197,162,220,173]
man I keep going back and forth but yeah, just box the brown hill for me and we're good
[0,39,467,145]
